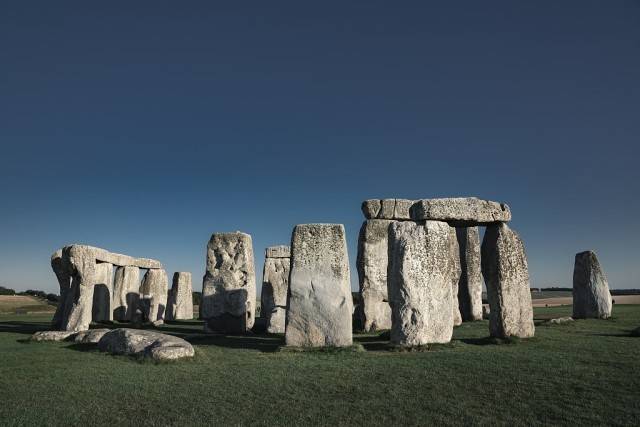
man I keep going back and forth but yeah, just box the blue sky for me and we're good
[1,1,639,292]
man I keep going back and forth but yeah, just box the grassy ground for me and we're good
[1,306,639,426]
[0,295,56,314]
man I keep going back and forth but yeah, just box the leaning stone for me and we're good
[410,197,511,225]
[202,232,256,333]
[113,266,140,322]
[456,227,484,321]
[356,220,393,332]
[92,263,114,323]
[166,272,193,321]
[361,199,382,219]
[97,328,194,361]
[481,223,535,339]
[73,328,110,344]
[140,269,169,323]
[30,331,77,342]
[286,224,353,347]
[387,221,459,346]
[572,251,612,319]
[261,246,290,334]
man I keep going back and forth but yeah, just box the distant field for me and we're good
[0,295,56,314]
[1,305,639,425]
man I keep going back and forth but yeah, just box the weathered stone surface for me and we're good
[261,246,290,334]
[286,224,353,347]
[481,223,535,339]
[167,272,193,321]
[140,269,169,323]
[73,328,110,344]
[92,263,114,323]
[410,197,511,225]
[202,232,256,333]
[51,245,162,332]
[456,227,484,321]
[572,251,612,319]
[379,199,396,219]
[450,234,462,327]
[361,199,381,219]
[356,219,393,332]
[265,245,290,258]
[387,221,459,346]
[113,266,140,322]
[30,330,76,342]
[97,329,194,361]
[393,199,414,220]
[548,317,574,325]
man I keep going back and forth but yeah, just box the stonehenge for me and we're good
[98,329,195,361]
[572,251,612,319]
[113,266,141,322]
[166,272,193,321]
[201,232,256,333]
[140,269,169,324]
[410,197,511,225]
[261,245,290,334]
[286,224,353,347]
[481,223,535,339]
[51,244,164,332]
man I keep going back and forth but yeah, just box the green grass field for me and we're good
[1,306,639,426]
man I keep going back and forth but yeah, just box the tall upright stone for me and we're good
[140,269,169,324]
[261,246,290,334]
[356,219,393,331]
[573,251,612,319]
[286,224,353,347]
[202,232,256,333]
[457,227,484,321]
[113,266,140,322]
[167,272,194,321]
[481,223,535,339]
[51,250,71,330]
[450,238,462,327]
[387,221,459,346]
[92,263,114,322]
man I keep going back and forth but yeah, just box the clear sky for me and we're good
[1,1,639,293]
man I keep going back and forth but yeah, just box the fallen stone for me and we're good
[456,227,484,321]
[410,197,511,225]
[113,266,141,322]
[166,272,193,321]
[261,246,290,334]
[387,221,459,346]
[97,328,194,361]
[202,232,256,333]
[548,317,574,325]
[286,224,353,347]
[30,330,77,342]
[572,251,612,319]
[140,269,169,323]
[73,328,110,344]
[356,219,393,332]
[481,223,535,339]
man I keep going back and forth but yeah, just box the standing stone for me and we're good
[457,227,484,321]
[51,250,71,330]
[92,263,114,322]
[140,269,169,324]
[202,232,256,333]
[387,221,459,346]
[356,219,393,331]
[113,266,140,322]
[572,251,612,319]
[450,235,462,327]
[261,246,290,334]
[167,272,194,321]
[285,224,353,347]
[481,223,535,339]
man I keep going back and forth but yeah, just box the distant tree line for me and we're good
[0,286,59,303]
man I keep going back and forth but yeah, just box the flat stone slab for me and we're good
[73,328,110,344]
[30,331,77,342]
[265,245,291,258]
[410,197,511,225]
[361,199,415,220]
[97,328,195,361]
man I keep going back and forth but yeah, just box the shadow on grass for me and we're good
[185,333,283,352]
[66,343,100,353]
[0,321,52,335]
